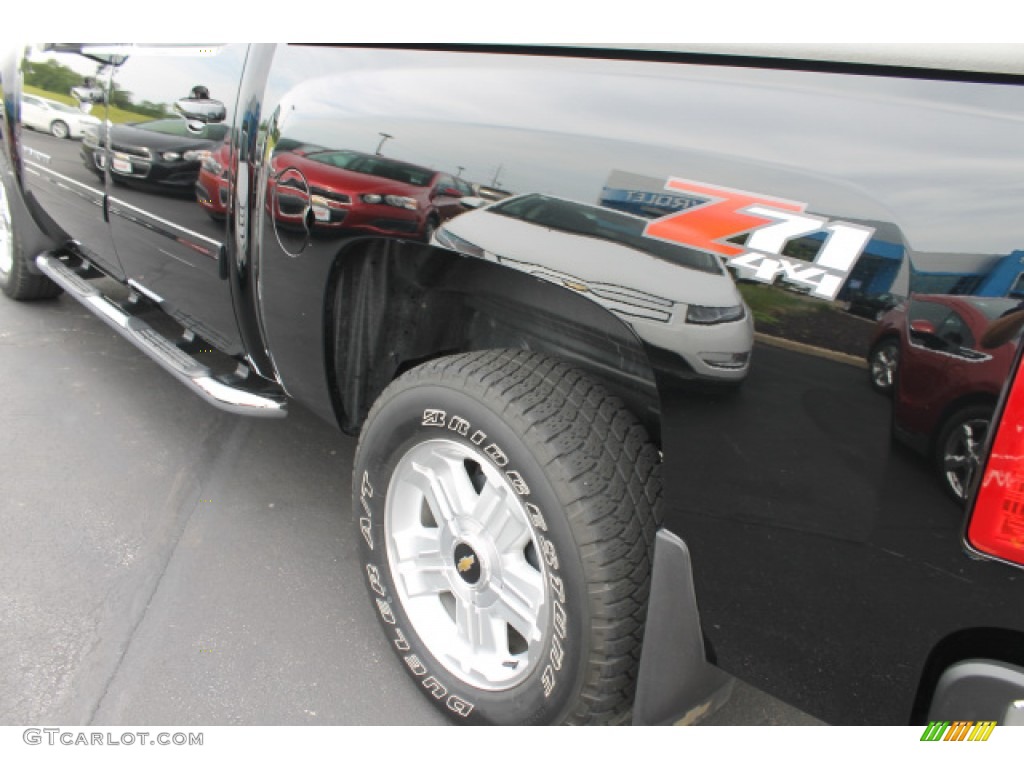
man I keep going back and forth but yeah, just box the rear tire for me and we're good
[868,338,899,395]
[353,349,661,724]
[0,174,62,301]
[935,404,992,502]
[50,120,70,139]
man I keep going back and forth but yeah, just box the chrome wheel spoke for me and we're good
[943,418,988,499]
[871,346,897,388]
[960,423,975,446]
[494,561,545,642]
[455,598,506,657]
[944,453,968,471]
[393,549,449,599]
[391,526,442,563]
[475,482,531,554]
[407,453,476,529]
[397,566,450,599]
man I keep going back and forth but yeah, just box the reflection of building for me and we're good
[600,170,704,219]
[979,251,1024,296]
[910,250,1024,298]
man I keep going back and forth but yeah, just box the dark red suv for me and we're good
[869,294,1020,500]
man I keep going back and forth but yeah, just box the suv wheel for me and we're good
[353,349,661,724]
[868,339,899,394]
[50,120,70,139]
[936,405,991,502]
[0,173,62,301]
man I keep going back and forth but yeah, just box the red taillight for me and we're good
[966,351,1024,566]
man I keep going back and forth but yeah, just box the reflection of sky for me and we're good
[266,46,1024,256]
[108,46,247,116]
[25,45,247,119]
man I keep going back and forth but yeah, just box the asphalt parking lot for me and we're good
[0,275,821,726]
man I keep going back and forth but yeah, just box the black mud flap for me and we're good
[632,529,734,725]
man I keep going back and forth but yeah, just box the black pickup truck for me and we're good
[3,43,1024,726]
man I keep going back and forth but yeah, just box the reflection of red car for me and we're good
[868,294,1020,500]
[195,139,232,218]
[268,149,468,240]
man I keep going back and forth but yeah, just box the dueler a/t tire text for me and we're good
[352,349,662,724]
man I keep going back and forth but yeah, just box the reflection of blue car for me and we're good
[82,118,230,192]
[434,193,754,382]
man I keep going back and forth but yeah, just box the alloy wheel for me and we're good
[942,416,989,500]
[385,438,548,691]
[870,342,899,391]
[0,180,13,275]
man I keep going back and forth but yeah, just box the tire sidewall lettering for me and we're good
[355,384,588,725]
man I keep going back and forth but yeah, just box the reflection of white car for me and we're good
[434,193,754,382]
[20,95,100,139]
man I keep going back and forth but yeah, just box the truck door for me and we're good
[105,44,247,356]
[17,45,123,278]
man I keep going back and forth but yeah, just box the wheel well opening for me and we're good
[870,333,899,353]
[911,627,1024,724]
[928,393,999,457]
[324,237,662,441]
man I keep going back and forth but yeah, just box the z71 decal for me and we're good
[644,178,874,300]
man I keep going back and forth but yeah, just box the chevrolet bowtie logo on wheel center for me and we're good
[453,542,482,585]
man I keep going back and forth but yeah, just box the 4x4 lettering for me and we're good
[729,252,842,300]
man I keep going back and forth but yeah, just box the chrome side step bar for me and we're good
[36,252,287,418]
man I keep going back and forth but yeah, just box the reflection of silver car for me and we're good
[434,193,754,382]
[20,94,100,139]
